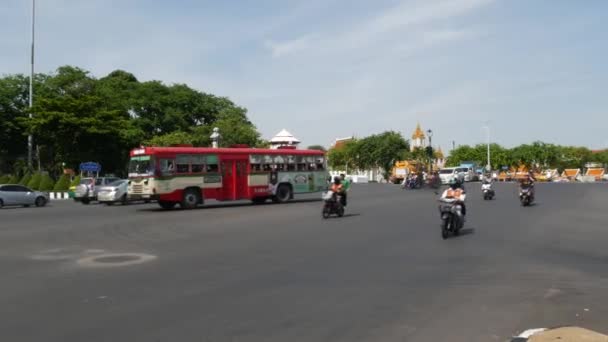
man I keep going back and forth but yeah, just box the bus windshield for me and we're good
[129,156,155,176]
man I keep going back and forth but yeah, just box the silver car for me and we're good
[97,180,129,205]
[0,184,50,208]
[74,177,120,204]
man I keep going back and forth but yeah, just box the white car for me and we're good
[438,167,458,184]
[455,167,474,182]
[97,180,129,205]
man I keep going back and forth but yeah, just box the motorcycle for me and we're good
[519,185,534,206]
[426,174,440,189]
[322,190,344,218]
[402,176,421,190]
[438,198,464,239]
[481,182,495,200]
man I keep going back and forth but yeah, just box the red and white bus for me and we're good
[127,146,329,209]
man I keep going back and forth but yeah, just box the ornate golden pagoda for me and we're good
[411,123,425,140]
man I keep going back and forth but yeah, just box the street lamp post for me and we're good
[483,124,491,171]
[427,129,433,174]
[27,0,36,169]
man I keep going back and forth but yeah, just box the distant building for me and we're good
[269,129,300,149]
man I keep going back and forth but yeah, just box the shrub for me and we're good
[70,175,81,187]
[7,174,20,184]
[28,172,43,190]
[19,173,32,186]
[39,174,55,191]
[0,175,9,183]
[53,174,71,191]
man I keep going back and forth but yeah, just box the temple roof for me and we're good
[270,129,300,144]
[435,146,444,159]
[411,123,425,140]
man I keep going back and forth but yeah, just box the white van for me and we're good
[455,167,474,182]
[438,167,458,184]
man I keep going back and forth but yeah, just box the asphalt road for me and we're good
[1,183,608,342]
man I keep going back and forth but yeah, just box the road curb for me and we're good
[512,327,608,341]
[49,192,70,200]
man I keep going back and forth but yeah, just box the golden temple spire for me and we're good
[411,123,425,140]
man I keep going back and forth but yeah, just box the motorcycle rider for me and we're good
[519,171,536,199]
[441,178,467,218]
[339,174,350,207]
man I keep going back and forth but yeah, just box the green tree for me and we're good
[9,65,262,175]
[192,107,261,147]
[327,139,358,170]
[53,174,71,191]
[27,172,42,190]
[446,145,480,166]
[356,131,409,179]
[0,175,9,183]
[39,174,55,191]
[145,131,195,146]
[8,174,20,184]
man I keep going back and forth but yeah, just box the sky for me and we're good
[1,0,607,151]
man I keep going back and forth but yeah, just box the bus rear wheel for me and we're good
[158,201,176,210]
[272,184,292,203]
[181,188,201,209]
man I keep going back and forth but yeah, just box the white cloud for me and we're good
[264,35,314,58]
[264,0,494,58]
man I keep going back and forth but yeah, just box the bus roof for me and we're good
[130,146,325,157]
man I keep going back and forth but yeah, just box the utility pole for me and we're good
[483,123,491,171]
[427,129,433,174]
[27,0,36,169]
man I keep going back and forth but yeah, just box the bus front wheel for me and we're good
[272,184,292,203]
[181,188,201,209]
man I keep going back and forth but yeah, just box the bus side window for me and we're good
[160,159,175,175]
[191,155,205,173]
[263,164,272,172]
[286,155,296,171]
[206,162,219,173]
[251,163,262,172]
[276,164,285,171]
[176,154,190,173]
[297,163,308,171]
[316,157,325,170]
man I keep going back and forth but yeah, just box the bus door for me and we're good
[235,160,248,199]
[221,158,249,200]
[221,160,235,200]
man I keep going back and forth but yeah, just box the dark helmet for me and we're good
[448,178,459,189]
[333,176,342,184]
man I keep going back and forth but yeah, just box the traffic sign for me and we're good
[79,162,101,172]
